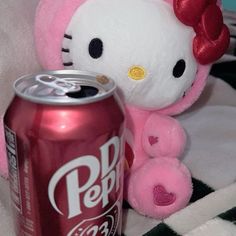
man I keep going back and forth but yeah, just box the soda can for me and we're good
[4,70,125,236]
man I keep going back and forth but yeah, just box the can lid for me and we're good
[14,70,117,105]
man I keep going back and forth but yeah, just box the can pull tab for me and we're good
[36,74,81,95]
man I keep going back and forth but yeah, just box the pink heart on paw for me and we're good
[148,136,159,146]
[153,185,176,206]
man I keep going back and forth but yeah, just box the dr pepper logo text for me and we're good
[48,136,123,219]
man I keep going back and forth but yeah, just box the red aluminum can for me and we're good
[4,70,125,236]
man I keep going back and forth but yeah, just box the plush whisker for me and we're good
[63,62,73,67]
[62,48,70,53]
[64,34,72,40]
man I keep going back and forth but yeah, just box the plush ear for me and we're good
[35,0,86,70]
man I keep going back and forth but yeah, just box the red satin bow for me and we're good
[173,0,230,64]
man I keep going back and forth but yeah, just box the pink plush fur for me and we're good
[125,158,192,219]
[35,0,86,70]
[125,106,187,170]
[125,106,192,218]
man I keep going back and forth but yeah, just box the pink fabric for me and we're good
[125,106,186,170]
[35,0,86,70]
[143,112,186,158]
[0,117,8,178]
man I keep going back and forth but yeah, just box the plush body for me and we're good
[35,0,229,218]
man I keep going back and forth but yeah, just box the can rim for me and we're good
[13,70,117,105]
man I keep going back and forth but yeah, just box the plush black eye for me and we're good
[89,38,103,59]
[173,59,186,78]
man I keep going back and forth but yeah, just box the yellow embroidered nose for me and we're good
[128,66,146,81]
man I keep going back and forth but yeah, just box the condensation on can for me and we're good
[4,70,125,236]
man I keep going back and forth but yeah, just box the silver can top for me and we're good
[14,70,117,105]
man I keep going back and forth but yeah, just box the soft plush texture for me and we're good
[0,0,41,178]
[125,158,192,219]
[34,0,229,219]
[35,0,86,70]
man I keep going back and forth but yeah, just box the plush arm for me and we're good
[142,112,186,159]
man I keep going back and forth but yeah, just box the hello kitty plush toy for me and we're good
[35,0,229,219]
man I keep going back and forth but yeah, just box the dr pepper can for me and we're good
[4,70,125,236]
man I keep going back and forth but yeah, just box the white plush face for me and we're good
[63,0,198,110]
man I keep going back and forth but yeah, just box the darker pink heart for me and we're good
[148,136,159,146]
[153,185,176,206]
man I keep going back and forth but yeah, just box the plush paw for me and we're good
[153,185,177,206]
[142,113,186,159]
[125,158,192,219]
